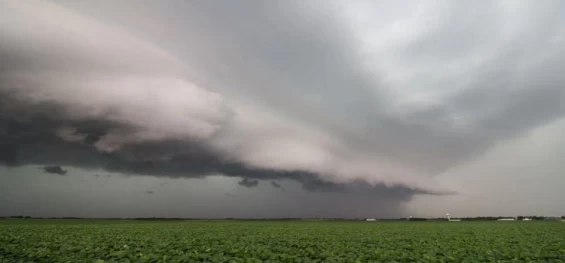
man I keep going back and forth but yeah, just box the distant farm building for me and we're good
[366,218,377,221]
[446,213,461,222]
[497,218,516,221]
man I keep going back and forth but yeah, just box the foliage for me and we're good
[1,220,564,262]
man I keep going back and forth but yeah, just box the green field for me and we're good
[1,220,564,262]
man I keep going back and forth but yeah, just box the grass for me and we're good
[1,220,564,262]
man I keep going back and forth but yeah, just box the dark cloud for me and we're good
[43,165,67,175]
[270,181,281,188]
[0,113,439,196]
[0,0,487,195]
[238,178,259,188]
[145,190,154,194]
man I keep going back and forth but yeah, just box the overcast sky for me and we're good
[0,0,564,218]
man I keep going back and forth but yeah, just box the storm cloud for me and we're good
[1,0,565,216]
[238,178,259,188]
[270,182,282,189]
[43,165,67,175]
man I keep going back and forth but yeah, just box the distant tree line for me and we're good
[4,215,565,220]
[392,216,561,221]
[4,216,80,220]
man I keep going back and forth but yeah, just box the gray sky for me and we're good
[0,0,564,218]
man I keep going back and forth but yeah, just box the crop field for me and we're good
[1,220,564,262]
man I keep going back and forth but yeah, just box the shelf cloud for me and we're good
[1,0,564,204]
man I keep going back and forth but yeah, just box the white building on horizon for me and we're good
[446,213,461,222]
